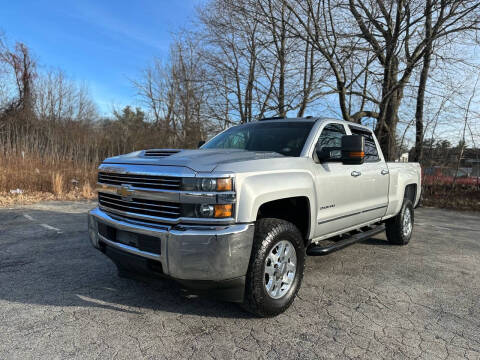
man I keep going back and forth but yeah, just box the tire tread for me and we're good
[386,199,413,245]
[243,218,305,317]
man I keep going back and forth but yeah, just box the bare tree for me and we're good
[198,0,269,122]
[284,1,378,123]
[133,59,178,142]
[350,0,480,159]
[134,36,211,147]
[35,69,96,123]
[196,0,330,123]
[0,39,36,117]
[412,0,433,162]
[452,74,479,187]
[286,0,480,160]
[413,1,480,162]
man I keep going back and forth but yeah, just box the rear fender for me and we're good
[384,166,420,217]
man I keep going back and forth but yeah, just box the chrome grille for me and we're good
[98,172,181,190]
[98,192,181,219]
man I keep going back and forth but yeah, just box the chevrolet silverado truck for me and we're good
[88,117,421,316]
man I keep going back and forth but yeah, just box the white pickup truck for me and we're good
[88,117,421,316]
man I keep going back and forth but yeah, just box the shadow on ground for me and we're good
[0,206,400,319]
[0,208,254,319]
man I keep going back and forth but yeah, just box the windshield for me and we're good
[202,121,314,156]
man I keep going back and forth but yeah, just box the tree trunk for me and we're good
[376,58,402,161]
[376,97,401,161]
[413,0,433,163]
[297,20,313,117]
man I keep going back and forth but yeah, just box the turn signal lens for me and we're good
[216,178,233,191]
[349,151,365,158]
[214,204,233,218]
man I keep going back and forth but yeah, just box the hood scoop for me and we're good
[143,149,182,157]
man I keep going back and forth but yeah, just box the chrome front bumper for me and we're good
[88,207,254,282]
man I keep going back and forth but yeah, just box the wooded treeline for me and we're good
[0,39,174,164]
[1,0,480,166]
[138,0,479,161]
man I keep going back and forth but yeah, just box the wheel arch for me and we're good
[403,183,417,203]
[256,196,312,243]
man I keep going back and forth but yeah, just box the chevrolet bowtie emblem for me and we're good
[117,184,134,200]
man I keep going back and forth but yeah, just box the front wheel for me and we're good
[243,218,305,317]
[386,199,414,245]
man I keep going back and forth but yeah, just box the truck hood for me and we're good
[102,148,285,173]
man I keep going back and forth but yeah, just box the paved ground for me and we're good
[0,202,479,359]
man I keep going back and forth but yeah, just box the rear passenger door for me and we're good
[348,126,389,222]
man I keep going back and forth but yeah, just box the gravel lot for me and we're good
[0,201,479,359]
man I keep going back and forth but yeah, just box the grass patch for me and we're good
[421,184,480,211]
[0,155,97,207]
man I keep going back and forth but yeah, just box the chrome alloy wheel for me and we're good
[403,207,412,237]
[264,240,297,299]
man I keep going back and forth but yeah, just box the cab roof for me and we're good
[257,116,372,132]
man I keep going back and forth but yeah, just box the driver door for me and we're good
[312,123,368,238]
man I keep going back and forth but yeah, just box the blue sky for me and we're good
[2,1,478,146]
[1,0,201,115]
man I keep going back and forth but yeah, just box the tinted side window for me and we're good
[315,124,346,160]
[316,124,346,149]
[349,127,380,162]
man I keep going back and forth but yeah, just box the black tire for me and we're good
[386,199,414,245]
[243,218,305,317]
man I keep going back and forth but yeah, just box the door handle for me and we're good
[351,171,361,177]
[381,169,389,175]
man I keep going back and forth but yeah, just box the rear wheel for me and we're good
[243,218,305,317]
[386,199,414,245]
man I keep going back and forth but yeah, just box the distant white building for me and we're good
[396,152,409,163]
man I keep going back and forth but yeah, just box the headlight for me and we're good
[182,177,233,192]
[201,178,216,192]
[180,177,234,219]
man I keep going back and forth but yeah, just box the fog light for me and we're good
[214,204,233,218]
[88,214,99,248]
[197,204,215,217]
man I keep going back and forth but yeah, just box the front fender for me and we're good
[235,171,316,238]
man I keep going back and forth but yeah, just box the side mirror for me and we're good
[341,135,365,165]
[198,140,206,148]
